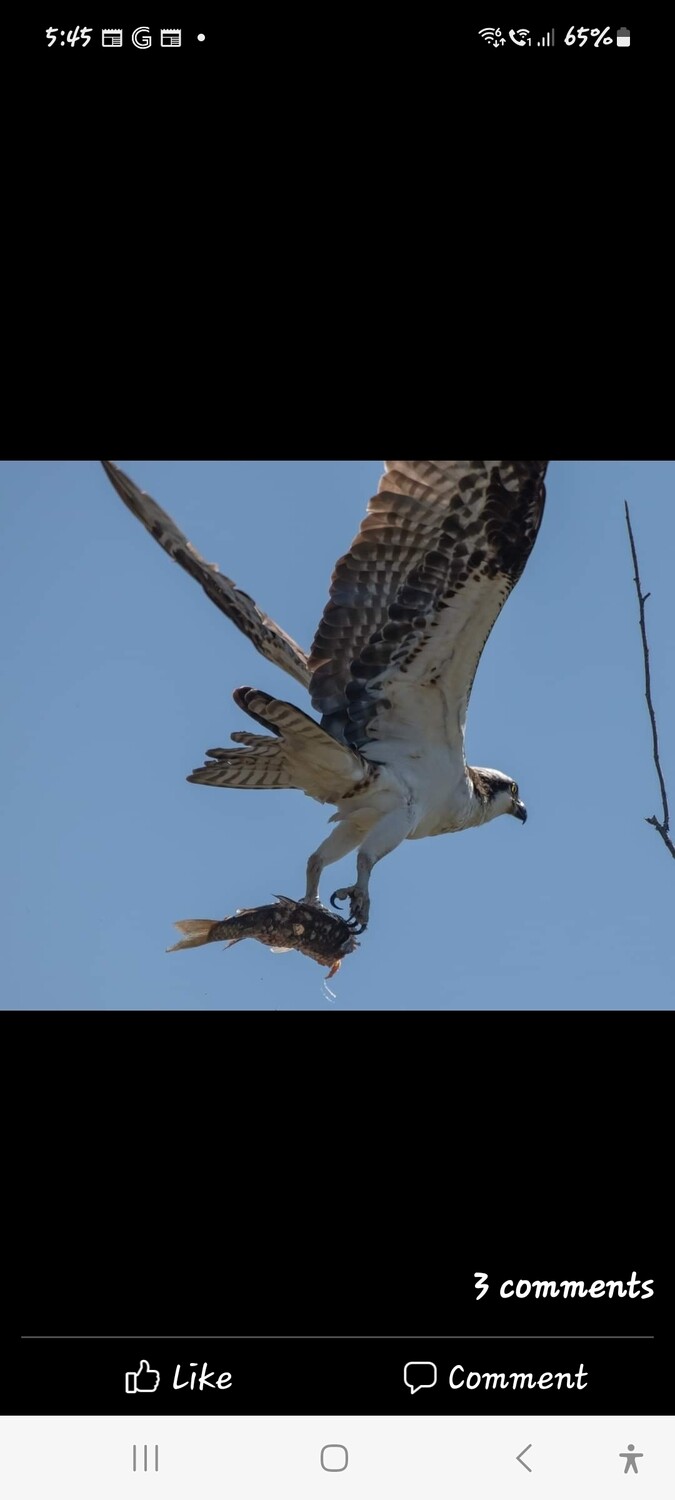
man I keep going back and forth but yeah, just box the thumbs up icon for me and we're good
[125,1359,160,1393]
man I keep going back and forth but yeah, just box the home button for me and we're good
[321,1445,349,1472]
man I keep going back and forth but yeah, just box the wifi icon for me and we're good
[478,26,506,45]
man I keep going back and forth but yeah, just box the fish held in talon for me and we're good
[166,896,360,974]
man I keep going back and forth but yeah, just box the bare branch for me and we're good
[624,501,675,860]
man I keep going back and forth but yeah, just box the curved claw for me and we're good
[330,887,368,934]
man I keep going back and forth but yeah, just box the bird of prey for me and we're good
[102,460,548,932]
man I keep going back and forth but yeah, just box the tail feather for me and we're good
[188,687,372,801]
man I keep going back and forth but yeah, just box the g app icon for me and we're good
[132,27,152,48]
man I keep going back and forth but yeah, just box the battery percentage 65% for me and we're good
[565,26,613,45]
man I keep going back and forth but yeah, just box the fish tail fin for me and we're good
[167,919,218,952]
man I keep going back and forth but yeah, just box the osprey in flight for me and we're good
[102,460,548,932]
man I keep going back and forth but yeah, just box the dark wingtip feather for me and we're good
[232,686,282,735]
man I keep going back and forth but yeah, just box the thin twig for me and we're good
[624,501,675,860]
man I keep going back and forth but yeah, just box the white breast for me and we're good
[360,737,474,839]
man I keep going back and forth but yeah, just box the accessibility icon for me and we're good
[619,1444,643,1474]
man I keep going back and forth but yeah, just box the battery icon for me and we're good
[616,28,630,45]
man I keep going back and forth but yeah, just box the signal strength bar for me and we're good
[536,29,555,45]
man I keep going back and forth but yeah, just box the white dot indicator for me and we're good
[197,33,205,41]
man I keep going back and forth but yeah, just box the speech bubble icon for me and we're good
[404,1361,437,1395]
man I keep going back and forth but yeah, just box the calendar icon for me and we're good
[160,28,181,46]
[101,28,123,45]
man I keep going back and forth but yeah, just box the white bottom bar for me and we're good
[0,1415,671,1497]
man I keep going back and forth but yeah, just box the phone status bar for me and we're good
[41,24,632,51]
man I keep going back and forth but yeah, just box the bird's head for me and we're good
[469,767,528,826]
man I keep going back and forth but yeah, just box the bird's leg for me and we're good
[331,805,415,930]
[304,823,363,907]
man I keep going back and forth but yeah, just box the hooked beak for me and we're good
[513,799,528,824]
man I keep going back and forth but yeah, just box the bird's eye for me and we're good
[510,781,518,797]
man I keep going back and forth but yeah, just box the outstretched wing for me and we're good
[309,461,547,748]
[101,461,311,690]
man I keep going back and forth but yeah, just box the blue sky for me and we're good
[2,459,674,1010]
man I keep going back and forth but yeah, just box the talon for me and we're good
[330,886,369,931]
